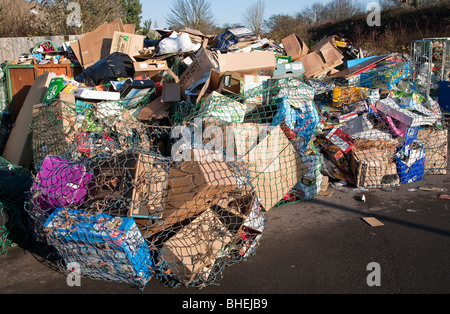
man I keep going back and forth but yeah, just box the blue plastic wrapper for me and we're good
[43,208,154,286]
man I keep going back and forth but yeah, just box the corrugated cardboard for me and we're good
[281,34,309,61]
[133,59,168,74]
[71,18,125,69]
[110,31,145,57]
[92,152,168,219]
[2,72,53,168]
[217,50,276,77]
[350,139,400,188]
[143,159,237,236]
[245,125,306,211]
[179,47,219,98]
[299,39,344,78]
[31,92,78,166]
[417,128,448,175]
[160,208,233,285]
[137,96,171,121]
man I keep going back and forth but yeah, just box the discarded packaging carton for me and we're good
[110,31,145,57]
[137,96,171,121]
[91,152,169,219]
[242,75,271,106]
[298,37,344,78]
[73,89,121,101]
[245,125,306,210]
[281,34,309,61]
[179,47,219,98]
[332,86,370,107]
[375,99,439,127]
[133,59,169,76]
[350,139,400,188]
[326,127,354,153]
[142,159,237,236]
[217,50,276,77]
[160,208,233,285]
[71,18,125,69]
[32,92,78,165]
[416,128,448,175]
[2,72,53,169]
[396,139,425,184]
[43,208,154,286]
[273,61,305,78]
[214,194,257,234]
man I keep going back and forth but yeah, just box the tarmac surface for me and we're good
[1,171,449,298]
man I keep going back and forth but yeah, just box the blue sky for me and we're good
[141,0,374,30]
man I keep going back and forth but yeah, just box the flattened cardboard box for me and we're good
[91,152,169,219]
[71,18,125,69]
[143,159,237,236]
[281,34,309,61]
[110,31,145,57]
[245,125,306,211]
[160,208,233,285]
[2,72,53,169]
[217,50,276,77]
[417,128,448,175]
[179,47,219,98]
[32,92,78,166]
[350,139,400,188]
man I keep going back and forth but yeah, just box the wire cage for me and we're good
[410,38,450,102]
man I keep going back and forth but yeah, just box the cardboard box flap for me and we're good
[281,34,309,61]
[74,18,125,68]
[137,96,171,121]
[217,50,276,77]
[2,72,53,168]
[179,47,219,97]
[110,31,145,57]
[246,125,306,210]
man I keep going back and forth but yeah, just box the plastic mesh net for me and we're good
[19,50,448,289]
[0,157,33,255]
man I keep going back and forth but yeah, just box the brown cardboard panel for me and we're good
[160,208,233,285]
[74,18,125,68]
[281,34,309,61]
[91,152,168,219]
[137,96,171,121]
[110,31,145,57]
[123,24,136,34]
[217,50,276,77]
[179,47,219,98]
[417,128,448,175]
[2,72,53,168]
[146,159,237,235]
[31,92,77,165]
[362,217,384,227]
[245,125,306,211]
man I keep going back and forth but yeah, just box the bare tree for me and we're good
[166,0,215,34]
[298,3,328,26]
[23,0,127,35]
[263,13,309,43]
[322,0,364,22]
[242,0,266,35]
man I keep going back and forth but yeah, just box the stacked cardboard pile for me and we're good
[0,24,448,289]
